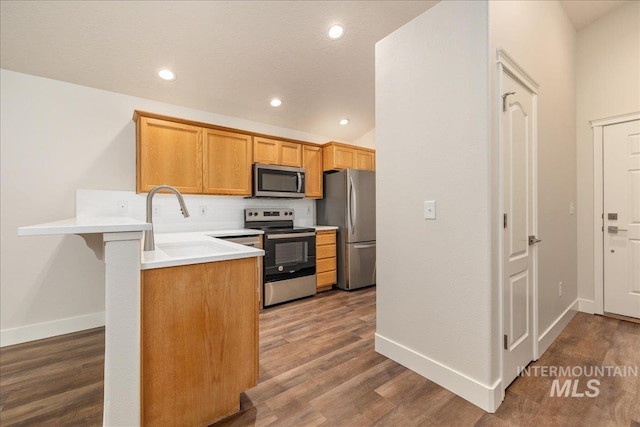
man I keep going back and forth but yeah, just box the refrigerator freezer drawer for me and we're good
[344,241,376,290]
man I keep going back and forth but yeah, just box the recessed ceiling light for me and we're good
[339,118,350,126]
[158,69,176,81]
[270,98,282,107]
[328,24,344,40]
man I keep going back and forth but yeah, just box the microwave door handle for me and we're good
[297,172,302,193]
[349,176,356,234]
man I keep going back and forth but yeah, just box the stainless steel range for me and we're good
[245,208,316,307]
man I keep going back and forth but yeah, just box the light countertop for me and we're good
[312,225,339,231]
[18,216,151,236]
[141,229,264,270]
[19,219,338,270]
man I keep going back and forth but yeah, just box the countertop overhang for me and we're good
[18,216,151,236]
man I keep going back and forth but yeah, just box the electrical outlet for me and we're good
[559,282,563,297]
[153,206,161,217]
[199,206,208,216]
[569,202,575,215]
[306,206,312,215]
[117,200,128,214]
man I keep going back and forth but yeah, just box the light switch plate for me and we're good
[424,201,436,220]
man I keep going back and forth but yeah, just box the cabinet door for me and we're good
[137,117,203,193]
[279,141,302,167]
[303,145,323,198]
[203,129,252,195]
[142,258,258,426]
[316,230,337,290]
[355,150,375,171]
[253,137,279,165]
[324,145,355,171]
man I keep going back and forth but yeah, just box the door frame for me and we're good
[497,49,539,394]
[590,111,640,315]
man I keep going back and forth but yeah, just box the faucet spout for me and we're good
[144,185,190,251]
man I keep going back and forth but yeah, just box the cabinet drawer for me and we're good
[317,257,336,274]
[317,244,336,260]
[317,270,337,287]
[316,231,336,246]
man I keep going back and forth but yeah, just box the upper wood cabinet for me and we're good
[323,142,375,171]
[136,117,203,193]
[253,137,302,167]
[355,150,376,171]
[203,129,253,195]
[302,145,323,198]
[135,112,253,196]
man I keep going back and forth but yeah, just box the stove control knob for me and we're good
[278,266,284,272]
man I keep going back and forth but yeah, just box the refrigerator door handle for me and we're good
[349,176,357,234]
[353,243,376,249]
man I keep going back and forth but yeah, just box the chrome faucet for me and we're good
[144,185,190,251]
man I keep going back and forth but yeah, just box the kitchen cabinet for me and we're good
[136,116,203,193]
[322,142,376,171]
[316,230,337,291]
[302,145,323,198]
[135,111,253,196]
[253,136,302,167]
[141,257,259,426]
[355,149,376,171]
[203,128,253,195]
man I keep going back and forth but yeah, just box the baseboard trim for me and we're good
[375,333,502,413]
[0,312,105,347]
[537,299,578,357]
[578,298,595,314]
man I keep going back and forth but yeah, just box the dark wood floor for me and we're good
[1,287,638,426]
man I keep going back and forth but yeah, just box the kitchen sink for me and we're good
[155,239,241,258]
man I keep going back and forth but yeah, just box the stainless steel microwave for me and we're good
[252,163,306,198]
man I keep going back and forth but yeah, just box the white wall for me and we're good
[352,128,376,149]
[375,0,497,411]
[0,69,329,346]
[376,0,578,411]
[489,0,577,351]
[576,1,640,309]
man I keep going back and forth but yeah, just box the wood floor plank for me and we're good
[1,289,638,427]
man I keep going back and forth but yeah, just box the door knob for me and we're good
[528,235,542,245]
[608,226,628,233]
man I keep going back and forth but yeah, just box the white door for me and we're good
[603,119,640,319]
[501,69,537,387]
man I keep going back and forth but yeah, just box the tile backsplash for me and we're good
[76,189,315,233]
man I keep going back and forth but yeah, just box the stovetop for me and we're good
[244,208,315,234]
[247,225,316,234]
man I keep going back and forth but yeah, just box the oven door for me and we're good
[254,163,305,198]
[263,231,316,281]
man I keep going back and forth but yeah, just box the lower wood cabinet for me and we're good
[141,257,259,426]
[316,230,337,291]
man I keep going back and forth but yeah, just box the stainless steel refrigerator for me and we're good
[316,169,376,290]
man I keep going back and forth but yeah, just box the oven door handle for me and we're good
[266,232,316,239]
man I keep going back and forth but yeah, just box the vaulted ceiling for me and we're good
[0,1,629,143]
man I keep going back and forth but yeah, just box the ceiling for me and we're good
[0,1,630,143]
[558,0,630,30]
